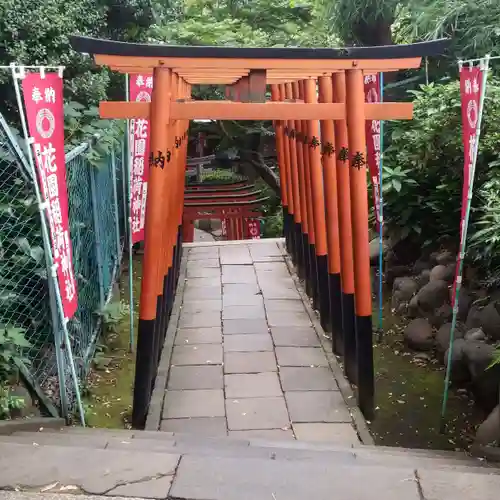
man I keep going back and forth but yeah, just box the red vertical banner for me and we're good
[246,219,261,240]
[129,74,153,244]
[22,72,78,319]
[452,65,484,300]
[459,66,483,240]
[364,74,381,230]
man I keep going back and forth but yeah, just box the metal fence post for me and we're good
[90,166,106,308]
[110,148,122,266]
[121,139,129,246]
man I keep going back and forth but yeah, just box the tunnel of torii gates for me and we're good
[183,180,265,242]
[71,35,449,429]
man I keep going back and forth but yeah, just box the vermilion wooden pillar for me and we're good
[285,82,303,272]
[300,80,319,306]
[284,83,301,263]
[134,67,172,428]
[291,82,307,280]
[304,78,329,330]
[333,72,356,371]
[278,84,294,254]
[346,68,374,420]
[270,85,289,243]
[318,75,342,339]
[156,72,180,381]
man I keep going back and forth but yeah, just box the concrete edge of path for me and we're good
[278,241,374,446]
[145,252,189,431]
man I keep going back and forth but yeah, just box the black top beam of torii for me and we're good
[70,36,449,60]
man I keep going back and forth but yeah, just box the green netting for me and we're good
[0,122,128,414]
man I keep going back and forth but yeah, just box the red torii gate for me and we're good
[183,183,265,241]
[69,35,449,428]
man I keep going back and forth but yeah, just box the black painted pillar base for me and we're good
[309,244,319,309]
[176,226,182,284]
[328,273,343,354]
[283,206,289,242]
[294,223,304,278]
[302,233,311,296]
[356,314,375,421]
[316,255,330,332]
[166,266,173,319]
[157,272,169,358]
[132,318,156,429]
[341,292,357,385]
[287,214,297,264]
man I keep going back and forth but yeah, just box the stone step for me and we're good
[0,441,498,500]
[2,430,494,472]
[13,426,485,464]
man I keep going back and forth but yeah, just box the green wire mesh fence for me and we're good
[0,120,128,416]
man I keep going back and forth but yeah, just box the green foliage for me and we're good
[64,101,126,166]
[0,150,51,359]
[0,384,25,419]
[383,79,500,262]
[489,346,500,369]
[0,325,31,379]
[0,0,109,119]
[317,0,400,44]
[261,209,283,238]
[200,169,245,183]
[401,0,500,61]
[97,301,130,335]
[149,0,336,47]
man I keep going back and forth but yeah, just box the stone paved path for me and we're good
[159,239,361,444]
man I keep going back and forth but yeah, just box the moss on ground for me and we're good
[82,255,142,429]
[369,299,483,450]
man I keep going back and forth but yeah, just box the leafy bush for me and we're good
[96,300,129,336]
[383,78,500,267]
[0,385,25,419]
[0,325,31,379]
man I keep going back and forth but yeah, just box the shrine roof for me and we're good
[71,36,449,61]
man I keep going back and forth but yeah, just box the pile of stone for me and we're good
[385,250,500,422]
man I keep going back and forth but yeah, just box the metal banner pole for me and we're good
[11,64,85,426]
[377,72,385,339]
[440,55,490,428]
[126,73,134,352]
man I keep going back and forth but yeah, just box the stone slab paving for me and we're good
[158,239,362,444]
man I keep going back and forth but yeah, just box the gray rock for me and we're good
[455,288,473,321]
[369,238,389,262]
[417,279,449,312]
[478,301,500,341]
[474,405,500,447]
[444,338,469,383]
[435,250,455,266]
[391,291,408,315]
[413,259,432,275]
[393,277,418,297]
[407,295,420,319]
[391,277,419,314]
[436,323,466,357]
[428,303,453,329]
[404,318,434,351]
[414,352,432,361]
[463,341,500,412]
[416,269,431,288]
[466,305,482,329]
[430,264,455,283]
[465,327,487,342]
[385,265,411,287]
